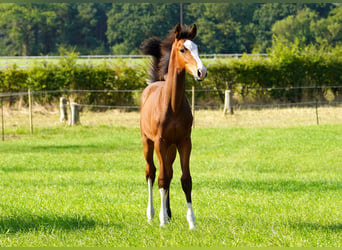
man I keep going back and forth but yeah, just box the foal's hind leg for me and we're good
[143,136,156,223]
[178,137,195,229]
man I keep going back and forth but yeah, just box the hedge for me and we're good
[1,44,342,107]
[0,55,148,107]
[202,44,342,105]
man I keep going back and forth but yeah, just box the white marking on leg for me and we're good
[186,202,195,230]
[159,188,169,227]
[146,178,154,223]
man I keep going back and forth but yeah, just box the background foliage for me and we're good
[0,3,341,56]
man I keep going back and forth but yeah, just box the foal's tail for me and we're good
[141,37,171,83]
[141,37,162,60]
[141,37,163,83]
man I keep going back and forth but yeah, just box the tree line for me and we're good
[0,3,341,56]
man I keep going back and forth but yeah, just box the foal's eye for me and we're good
[180,48,185,53]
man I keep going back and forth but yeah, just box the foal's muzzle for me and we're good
[196,67,207,81]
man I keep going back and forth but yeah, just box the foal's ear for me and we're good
[174,24,182,39]
[189,24,197,40]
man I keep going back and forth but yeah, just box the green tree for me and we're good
[33,4,61,55]
[272,8,319,48]
[106,3,179,54]
[186,3,257,53]
[0,4,42,55]
[251,3,300,52]
[313,6,342,47]
[73,3,111,54]
[0,3,110,56]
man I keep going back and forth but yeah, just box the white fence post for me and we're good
[69,102,80,126]
[60,97,68,123]
[223,89,234,115]
[28,89,33,134]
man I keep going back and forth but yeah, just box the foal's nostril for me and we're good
[197,69,207,79]
[197,69,202,78]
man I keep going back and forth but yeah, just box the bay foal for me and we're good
[140,24,207,229]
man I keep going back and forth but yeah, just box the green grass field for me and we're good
[0,118,342,246]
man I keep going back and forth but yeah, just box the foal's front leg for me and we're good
[178,137,195,229]
[155,139,175,227]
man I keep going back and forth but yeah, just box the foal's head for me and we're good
[172,24,207,81]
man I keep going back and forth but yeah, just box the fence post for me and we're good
[69,102,80,126]
[223,89,234,115]
[28,89,33,135]
[192,85,195,128]
[60,97,68,123]
[315,85,319,125]
[1,97,4,141]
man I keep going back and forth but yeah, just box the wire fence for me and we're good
[2,86,341,109]
[1,86,342,140]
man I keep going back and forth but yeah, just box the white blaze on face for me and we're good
[184,40,207,80]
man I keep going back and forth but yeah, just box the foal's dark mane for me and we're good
[141,25,195,83]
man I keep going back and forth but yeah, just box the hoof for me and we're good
[160,222,167,228]
[146,205,155,223]
[186,202,195,230]
[189,222,195,230]
[159,214,170,227]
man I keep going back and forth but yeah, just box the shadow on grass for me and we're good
[1,143,138,155]
[198,179,342,192]
[0,165,87,173]
[290,222,342,232]
[0,213,124,233]
[1,144,107,154]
